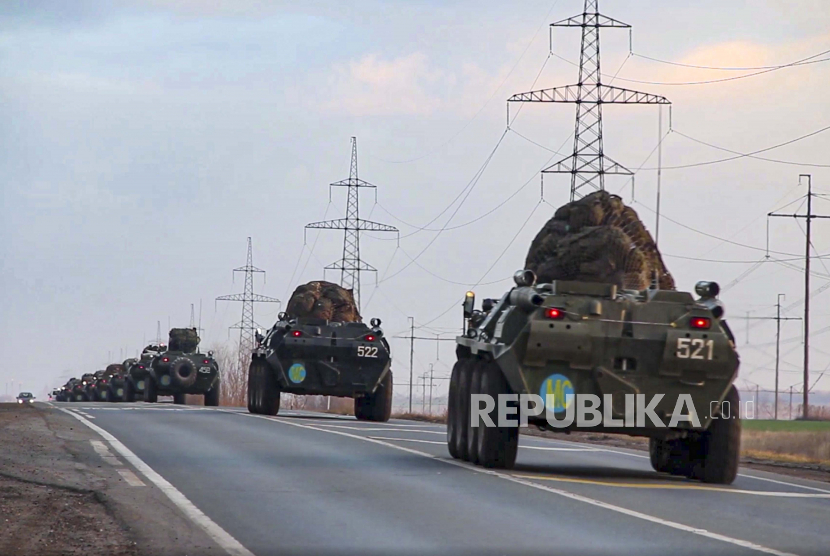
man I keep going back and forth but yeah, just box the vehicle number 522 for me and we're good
[676,338,714,360]
[357,346,378,358]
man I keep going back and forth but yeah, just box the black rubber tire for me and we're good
[466,361,484,465]
[204,381,220,407]
[259,361,280,416]
[144,378,158,403]
[124,381,136,403]
[447,359,466,459]
[173,392,186,405]
[107,386,120,403]
[170,357,198,388]
[355,371,393,422]
[649,438,671,473]
[455,360,474,461]
[247,360,259,413]
[696,386,741,484]
[475,362,519,469]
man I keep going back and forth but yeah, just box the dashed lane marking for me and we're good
[510,474,830,498]
[371,436,603,452]
[90,440,122,467]
[116,468,146,487]
[58,408,255,556]
[237,411,800,556]
[312,423,445,434]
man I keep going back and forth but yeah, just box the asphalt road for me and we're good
[48,402,830,556]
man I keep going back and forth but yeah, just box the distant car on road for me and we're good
[16,392,35,405]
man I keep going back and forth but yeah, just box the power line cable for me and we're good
[631,49,830,71]
[671,129,830,168]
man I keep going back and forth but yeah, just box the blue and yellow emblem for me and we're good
[288,363,307,384]
[540,373,574,413]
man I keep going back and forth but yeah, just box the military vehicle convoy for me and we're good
[124,349,160,402]
[144,328,220,406]
[248,313,393,421]
[448,270,741,484]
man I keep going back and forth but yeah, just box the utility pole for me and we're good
[745,297,800,419]
[305,137,398,310]
[408,317,415,413]
[789,386,793,420]
[217,238,280,372]
[421,372,428,413]
[508,0,670,201]
[768,175,829,419]
[156,321,162,344]
[428,364,435,415]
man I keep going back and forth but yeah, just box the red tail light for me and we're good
[162,357,169,363]
[364,334,376,342]
[291,330,303,338]
[544,308,565,320]
[139,365,144,369]
[102,379,107,384]
[204,360,209,364]
[690,317,711,329]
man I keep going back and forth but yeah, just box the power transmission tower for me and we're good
[768,175,830,419]
[217,237,280,365]
[305,137,398,310]
[745,295,800,420]
[508,0,671,201]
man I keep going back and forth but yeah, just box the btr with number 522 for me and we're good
[248,313,393,421]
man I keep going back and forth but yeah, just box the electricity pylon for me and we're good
[509,0,670,201]
[217,237,280,362]
[306,137,398,309]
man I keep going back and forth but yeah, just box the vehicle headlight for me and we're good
[17,399,22,404]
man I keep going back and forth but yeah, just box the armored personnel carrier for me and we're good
[448,270,741,484]
[144,328,220,406]
[87,370,107,401]
[100,363,128,402]
[125,349,160,402]
[248,313,393,421]
[70,373,96,402]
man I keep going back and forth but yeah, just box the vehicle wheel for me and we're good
[173,392,186,405]
[170,357,198,388]
[355,371,393,422]
[649,438,671,473]
[447,359,466,459]
[124,381,136,403]
[695,386,741,484]
[664,437,692,476]
[475,362,519,469]
[455,360,474,461]
[466,361,484,465]
[100,389,110,403]
[250,358,279,415]
[204,381,220,407]
[248,359,260,413]
[144,378,158,403]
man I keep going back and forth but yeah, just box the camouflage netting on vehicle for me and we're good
[168,328,200,353]
[286,281,361,322]
[525,191,675,291]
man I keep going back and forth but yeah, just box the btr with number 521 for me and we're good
[448,270,741,484]
[248,313,393,421]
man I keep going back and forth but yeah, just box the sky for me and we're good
[1,0,829,407]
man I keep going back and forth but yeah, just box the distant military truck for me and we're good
[448,271,741,484]
[71,373,96,402]
[144,328,220,406]
[87,370,107,401]
[54,384,70,402]
[124,349,161,402]
[99,363,128,402]
[248,313,392,421]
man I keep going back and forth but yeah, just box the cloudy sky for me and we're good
[2,0,829,406]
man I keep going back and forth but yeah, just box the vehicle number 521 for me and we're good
[357,346,378,358]
[676,338,714,360]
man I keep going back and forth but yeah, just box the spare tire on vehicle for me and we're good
[170,357,198,388]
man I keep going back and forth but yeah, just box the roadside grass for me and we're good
[742,419,830,433]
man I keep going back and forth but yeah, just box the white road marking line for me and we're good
[313,423,445,434]
[116,468,146,487]
[90,440,122,467]
[58,408,254,556]
[240,412,800,556]
[368,436,445,445]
